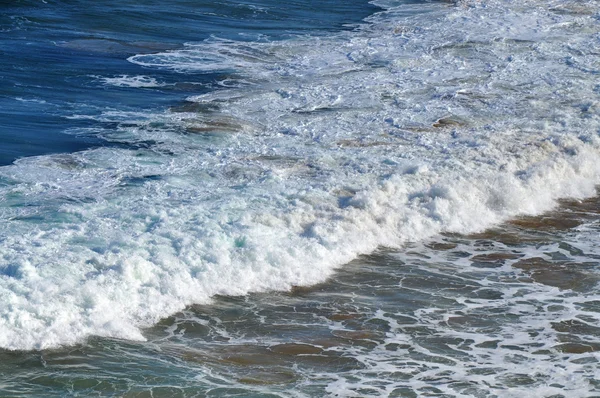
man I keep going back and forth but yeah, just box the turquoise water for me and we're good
[1,0,600,395]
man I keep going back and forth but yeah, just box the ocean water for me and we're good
[1,0,600,396]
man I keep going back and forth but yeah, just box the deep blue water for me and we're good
[1,0,380,165]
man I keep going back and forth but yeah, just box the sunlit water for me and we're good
[1,0,600,396]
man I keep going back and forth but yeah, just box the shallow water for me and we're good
[2,193,599,397]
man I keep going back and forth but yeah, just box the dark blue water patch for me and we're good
[5,0,382,42]
[0,0,381,166]
[0,108,103,166]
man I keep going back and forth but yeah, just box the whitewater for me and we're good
[1,0,600,353]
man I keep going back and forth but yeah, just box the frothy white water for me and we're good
[1,0,600,350]
[96,75,168,88]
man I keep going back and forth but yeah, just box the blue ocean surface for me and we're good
[1,0,600,396]
[1,0,380,165]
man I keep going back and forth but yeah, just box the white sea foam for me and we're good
[1,0,600,350]
[14,97,48,104]
[96,75,168,88]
